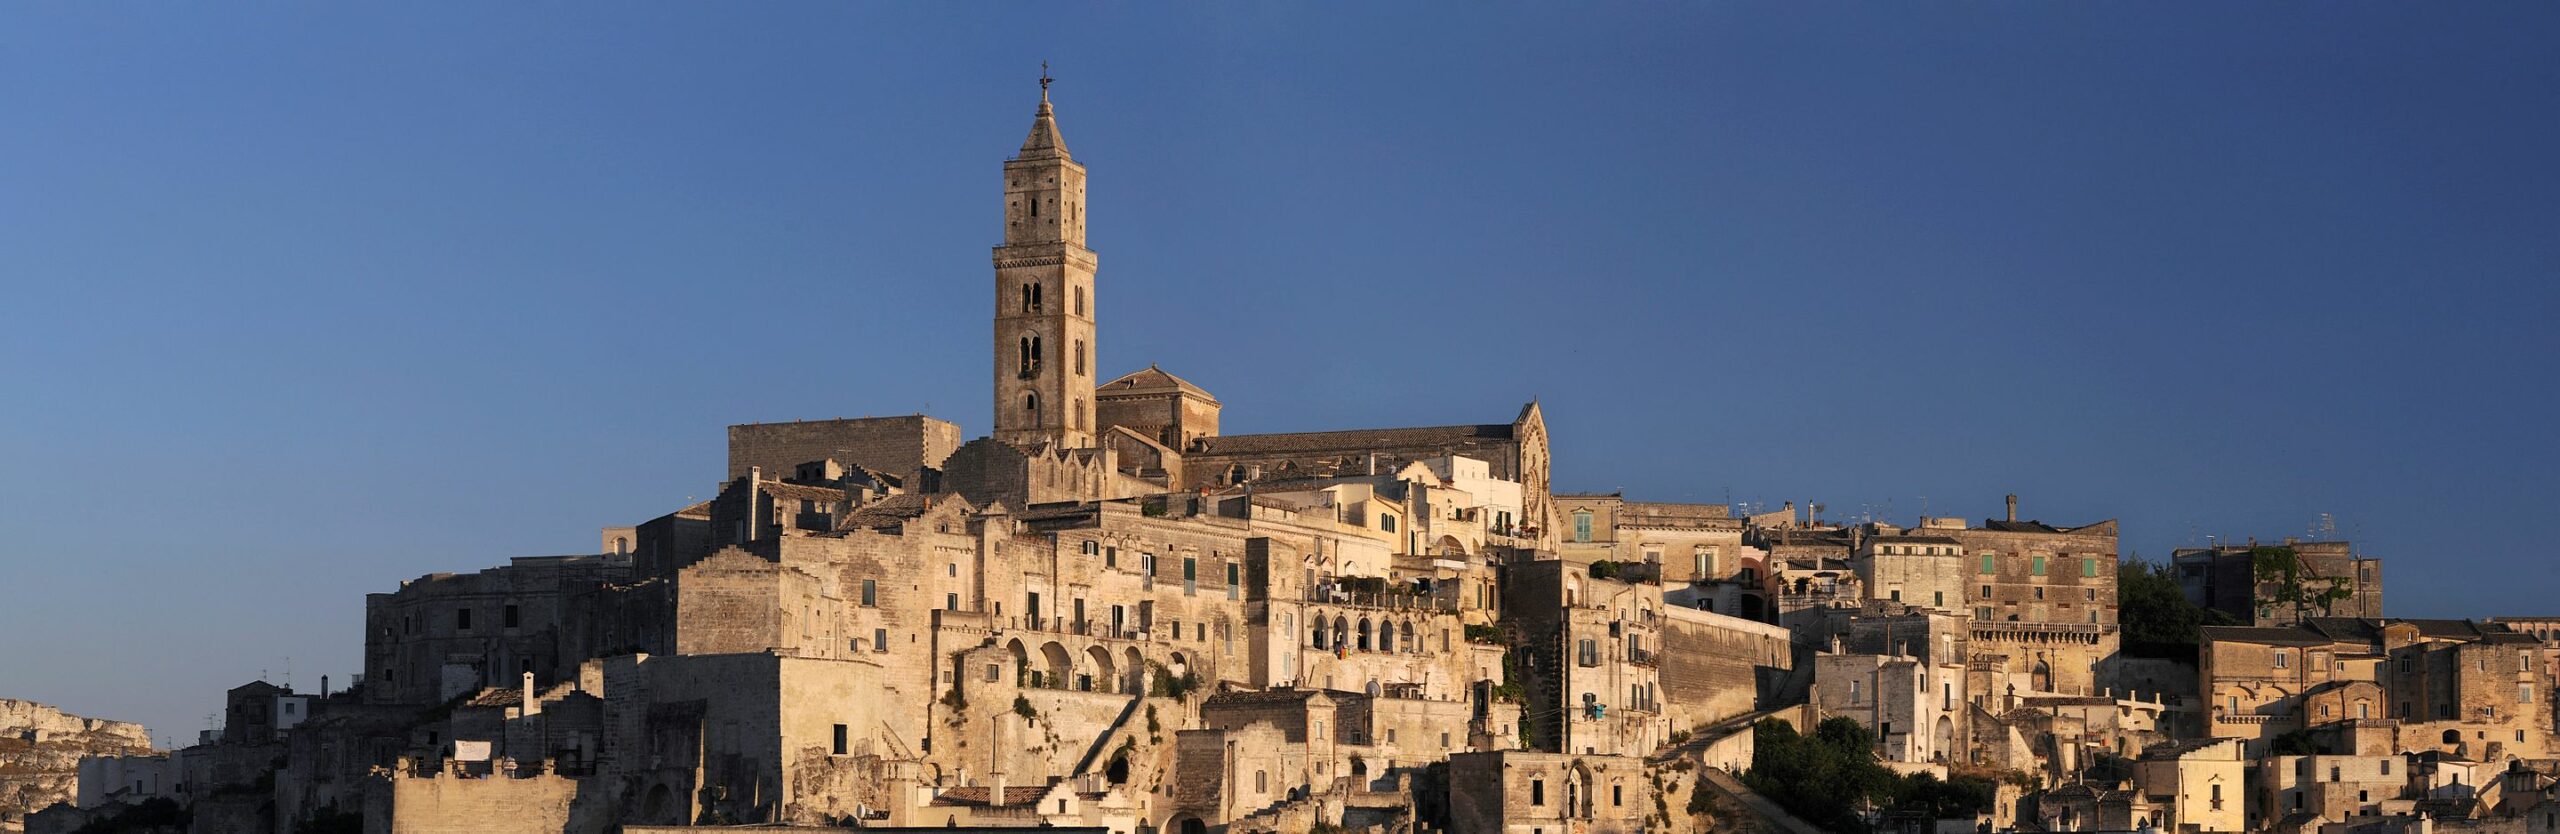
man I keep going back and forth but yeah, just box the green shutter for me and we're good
[2083,558,2097,577]
[1979,555,1995,574]
[2032,556,2047,576]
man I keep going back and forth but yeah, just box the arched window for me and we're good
[1074,286,1085,316]
[1025,392,1040,417]
[1074,339,1086,375]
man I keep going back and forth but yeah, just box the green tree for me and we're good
[2118,560,2236,655]
[2252,546,2354,621]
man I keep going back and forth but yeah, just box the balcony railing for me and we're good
[1305,586,1460,613]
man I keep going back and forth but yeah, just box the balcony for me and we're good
[1305,585,1460,613]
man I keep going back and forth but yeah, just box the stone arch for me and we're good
[1123,646,1146,693]
[1935,715,1954,760]
[642,783,675,824]
[1084,645,1115,693]
[1435,536,1466,557]
[1400,620,1416,653]
[1310,609,1330,649]
[1039,642,1072,689]
[1358,618,1373,652]
[1333,616,1349,653]
[1006,639,1032,686]
[1568,761,1596,818]
[2031,660,2053,692]
[1169,652,1189,678]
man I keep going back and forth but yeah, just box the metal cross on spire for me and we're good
[1040,61,1052,93]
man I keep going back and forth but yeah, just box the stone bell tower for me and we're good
[992,71,1097,449]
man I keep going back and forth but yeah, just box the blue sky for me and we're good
[2,4,2554,742]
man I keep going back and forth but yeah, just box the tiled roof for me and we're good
[1097,364,1217,401]
[2205,626,2335,646]
[2140,738,2234,759]
[840,494,942,530]
[1192,424,1516,457]
[1982,520,2064,534]
[762,482,847,503]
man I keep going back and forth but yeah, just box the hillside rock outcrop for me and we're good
[0,699,154,833]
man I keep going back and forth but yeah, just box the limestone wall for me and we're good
[380,772,596,834]
[1658,606,1792,733]
[727,416,961,487]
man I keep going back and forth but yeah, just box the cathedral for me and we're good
[321,82,1754,834]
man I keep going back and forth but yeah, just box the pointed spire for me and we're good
[1018,63,1070,160]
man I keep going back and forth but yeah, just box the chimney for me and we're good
[521,671,538,717]
[987,715,1007,804]
[321,675,329,698]
[2005,494,2018,523]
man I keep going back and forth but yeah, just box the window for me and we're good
[1073,339,1085,375]
[1074,286,1084,316]
[2381,759,2391,775]
[2358,703,2370,720]
[1579,639,1599,667]
[2275,653,2288,669]
[456,608,472,630]
[947,593,960,611]
[2330,766,2340,782]
[1976,607,1993,620]
[1934,591,1945,607]
[862,579,878,607]
[2082,558,2096,577]
[2031,556,2046,576]
[833,723,848,755]
[986,664,1001,683]
[1889,590,1901,602]
[1980,554,1996,574]
[1532,779,1545,806]
[874,628,889,653]
[1613,785,1623,806]
[503,605,520,629]
[1980,585,1993,598]
[1382,514,1397,533]
[1105,546,1117,568]
[1573,512,1593,543]
[1256,771,1266,793]
[1183,557,1198,596]
[2524,684,2536,704]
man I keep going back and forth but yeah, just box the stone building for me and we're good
[2202,618,2550,760]
[1500,559,1667,758]
[1813,650,1969,763]
[1555,494,1764,621]
[2133,737,2245,833]
[1444,751,1650,834]
[2176,538,2385,625]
